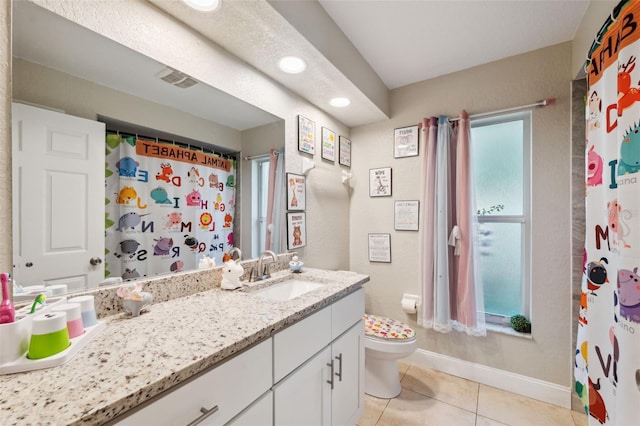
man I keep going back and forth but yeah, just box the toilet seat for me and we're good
[363,313,415,341]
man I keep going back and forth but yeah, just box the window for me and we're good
[251,158,270,259]
[470,111,531,325]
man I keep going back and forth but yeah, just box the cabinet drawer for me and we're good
[227,390,273,426]
[332,288,364,340]
[116,339,272,426]
[273,306,331,383]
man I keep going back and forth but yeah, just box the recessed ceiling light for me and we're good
[278,56,307,74]
[330,97,351,108]
[182,0,221,12]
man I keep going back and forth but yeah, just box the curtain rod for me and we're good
[448,98,556,123]
[243,152,278,161]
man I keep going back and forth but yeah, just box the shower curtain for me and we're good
[418,112,485,336]
[105,134,236,280]
[575,0,640,423]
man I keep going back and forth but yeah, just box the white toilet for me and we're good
[363,313,417,398]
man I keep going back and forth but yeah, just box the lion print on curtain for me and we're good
[105,134,236,281]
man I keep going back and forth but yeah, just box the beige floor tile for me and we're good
[398,359,411,379]
[475,415,508,426]
[358,394,390,426]
[377,388,475,426]
[400,364,479,412]
[570,409,588,426]
[477,385,575,426]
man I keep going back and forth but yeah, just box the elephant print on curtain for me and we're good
[105,134,236,281]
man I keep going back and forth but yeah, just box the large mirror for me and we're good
[11,1,285,297]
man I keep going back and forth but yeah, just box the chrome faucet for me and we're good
[228,247,242,261]
[257,250,277,279]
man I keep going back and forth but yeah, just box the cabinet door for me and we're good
[226,391,273,426]
[331,321,364,426]
[273,346,332,426]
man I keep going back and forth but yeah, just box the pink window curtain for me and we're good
[418,111,485,336]
[265,148,285,252]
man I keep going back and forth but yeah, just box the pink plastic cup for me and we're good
[52,303,84,339]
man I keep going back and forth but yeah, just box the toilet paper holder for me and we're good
[401,294,421,314]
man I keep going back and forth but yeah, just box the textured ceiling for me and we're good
[152,0,591,127]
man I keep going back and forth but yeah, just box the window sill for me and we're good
[486,323,533,339]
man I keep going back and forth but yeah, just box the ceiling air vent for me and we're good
[155,67,198,89]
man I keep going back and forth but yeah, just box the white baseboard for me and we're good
[407,348,572,409]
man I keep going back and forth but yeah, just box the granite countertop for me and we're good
[0,268,369,425]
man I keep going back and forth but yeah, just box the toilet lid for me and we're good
[363,314,415,340]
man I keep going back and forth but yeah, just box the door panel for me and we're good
[332,321,364,426]
[12,102,105,291]
[273,346,332,426]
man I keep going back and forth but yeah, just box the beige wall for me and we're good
[349,43,573,387]
[0,0,11,273]
[12,58,242,151]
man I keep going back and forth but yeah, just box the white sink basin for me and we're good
[250,279,324,301]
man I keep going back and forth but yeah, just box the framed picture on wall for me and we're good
[286,172,306,211]
[368,233,391,263]
[394,125,419,158]
[369,167,392,197]
[394,200,419,231]
[321,127,336,162]
[298,115,316,155]
[339,136,351,167]
[287,212,307,250]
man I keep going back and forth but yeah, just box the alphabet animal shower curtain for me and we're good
[576,0,640,423]
[105,134,236,280]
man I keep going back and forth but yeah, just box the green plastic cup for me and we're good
[27,312,71,360]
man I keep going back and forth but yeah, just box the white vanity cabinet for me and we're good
[115,338,273,426]
[114,287,364,426]
[273,288,365,426]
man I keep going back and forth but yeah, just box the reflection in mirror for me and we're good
[11,1,285,297]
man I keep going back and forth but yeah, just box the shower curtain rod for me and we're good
[448,98,556,123]
[244,151,278,161]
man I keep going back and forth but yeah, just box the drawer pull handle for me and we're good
[186,405,219,426]
[335,353,343,382]
[327,360,335,390]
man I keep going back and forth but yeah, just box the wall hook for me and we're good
[302,157,315,175]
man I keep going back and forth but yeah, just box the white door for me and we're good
[273,345,332,426]
[12,102,105,291]
[331,322,364,426]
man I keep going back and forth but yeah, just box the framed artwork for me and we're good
[368,233,391,263]
[321,127,336,162]
[394,125,419,158]
[339,136,351,167]
[287,212,307,250]
[394,200,419,231]
[298,115,316,155]
[369,167,392,197]
[286,172,306,211]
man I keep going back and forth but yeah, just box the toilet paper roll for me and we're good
[401,298,417,314]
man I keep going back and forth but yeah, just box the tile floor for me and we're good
[358,361,589,426]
